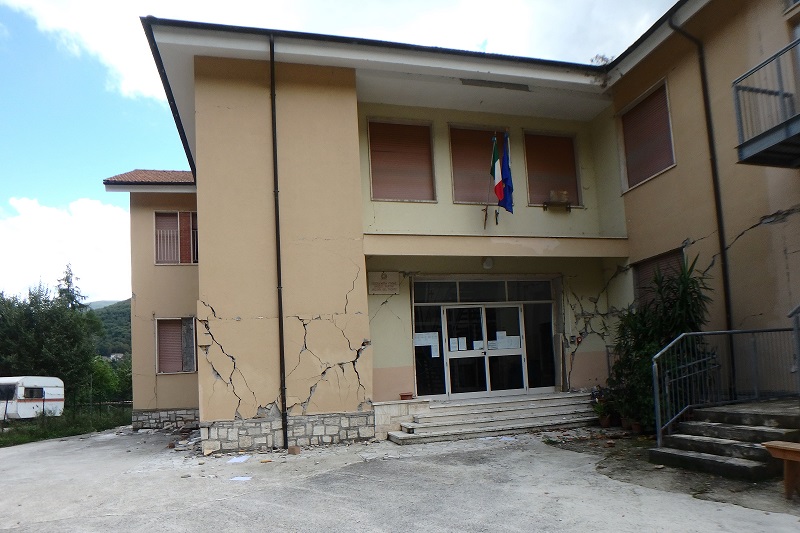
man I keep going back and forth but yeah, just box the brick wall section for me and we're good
[132,409,199,430]
[199,411,375,454]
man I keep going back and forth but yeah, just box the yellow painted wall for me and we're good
[275,63,372,415]
[130,192,199,410]
[194,57,371,422]
[613,0,800,330]
[194,56,279,421]
[359,103,623,239]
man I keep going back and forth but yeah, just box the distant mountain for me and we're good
[87,300,118,310]
[94,299,131,356]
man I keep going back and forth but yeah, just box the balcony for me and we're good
[733,39,800,168]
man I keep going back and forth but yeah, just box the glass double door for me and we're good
[443,305,526,397]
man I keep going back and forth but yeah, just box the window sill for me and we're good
[622,163,676,195]
[156,371,197,375]
[154,262,199,266]
[370,198,438,204]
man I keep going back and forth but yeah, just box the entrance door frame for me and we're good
[441,303,529,399]
[411,276,560,400]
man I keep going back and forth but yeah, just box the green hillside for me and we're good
[95,298,131,356]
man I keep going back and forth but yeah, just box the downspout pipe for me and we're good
[668,17,734,334]
[269,34,289,450]
[668,17,737,397]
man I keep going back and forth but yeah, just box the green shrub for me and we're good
[609,257,712,429]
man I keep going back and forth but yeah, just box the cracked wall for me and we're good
[277,63,372,416]
[613,0,800,331]
[367,273,414,402]
[193,58,371,425]
[365,256,628,395]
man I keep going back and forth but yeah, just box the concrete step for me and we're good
[648,447,780,481]
[427,393,591,416]
[388,415,597,445]
[677,421,800,443]
[662,434,776,463]
[403,409,594,434]
[413,401,593,424]
[693,402,800,430]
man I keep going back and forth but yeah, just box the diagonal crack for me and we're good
[198,315,258,420]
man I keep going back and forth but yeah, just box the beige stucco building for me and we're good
[105,0,800,452]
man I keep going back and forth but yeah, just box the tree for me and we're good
[0,266,104,405]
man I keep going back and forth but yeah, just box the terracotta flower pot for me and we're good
[599,414,612,428]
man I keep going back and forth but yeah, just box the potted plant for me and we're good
[590,387,614,428]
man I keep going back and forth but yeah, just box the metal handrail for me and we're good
[652,328,796,447]
[732,38,800,146]
[732,38,800,85]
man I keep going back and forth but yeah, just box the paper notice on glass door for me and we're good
[449,338,459,352]
[458,337,467,351]
[413,332,440,358]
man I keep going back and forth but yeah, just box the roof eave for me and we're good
[104,183,198,194]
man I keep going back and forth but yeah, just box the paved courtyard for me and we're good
[1,427,799,532]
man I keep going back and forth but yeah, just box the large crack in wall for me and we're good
[560,203,800,388]
[198,300,261,419]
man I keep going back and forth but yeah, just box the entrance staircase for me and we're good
[387,392,595,445]
[648,400,800,481]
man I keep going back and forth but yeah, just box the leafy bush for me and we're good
[609,257,712,429]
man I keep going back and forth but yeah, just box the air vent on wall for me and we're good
[460,78,531,92]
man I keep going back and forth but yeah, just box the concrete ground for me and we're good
[1,427,799,532]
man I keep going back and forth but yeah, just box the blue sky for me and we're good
[0,0,676,301]
[0,7,186,211]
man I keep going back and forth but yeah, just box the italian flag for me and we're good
[491,135,504,202]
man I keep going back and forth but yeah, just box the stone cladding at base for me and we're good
[199,411,375,455]
[132,409,199,430]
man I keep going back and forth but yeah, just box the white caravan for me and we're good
[0,376,65,420]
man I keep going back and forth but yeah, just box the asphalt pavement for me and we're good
[1,427,798,532]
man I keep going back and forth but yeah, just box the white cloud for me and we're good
[0,0,677,101]
[0,198,130,302]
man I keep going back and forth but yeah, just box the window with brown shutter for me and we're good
[368,121,435,201]
[621,84,675,188]
[525,134,579,205]
[155,212,198,264]
[450,127,503,204]
[157,318,196,373]
[633,249,683,305]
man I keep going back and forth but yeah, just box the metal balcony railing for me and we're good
[733,38,800,145]
[652,328,799,447]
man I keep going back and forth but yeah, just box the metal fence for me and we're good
[733,38,800,145]
[652,328,799,446]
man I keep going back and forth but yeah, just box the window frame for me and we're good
[367,119,437,203]
[632,248,684,306]
[154,211,198,266]
[155,317,197,374]
[449,124,507,205]
[23,387,44,399]
[523,131,581,207]
[619,81,676,192]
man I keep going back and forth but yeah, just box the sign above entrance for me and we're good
[368,271,400,295]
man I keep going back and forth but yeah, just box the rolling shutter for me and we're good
[525,134,579,205]
[450,127,502,203]
[622,85,675,188]
[369,122,435,201]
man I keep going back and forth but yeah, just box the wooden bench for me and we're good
[763,441,800,500]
